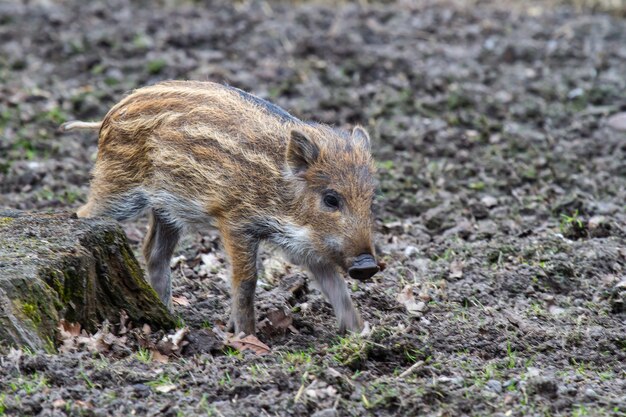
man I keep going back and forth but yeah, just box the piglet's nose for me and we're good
[348,254,380,281]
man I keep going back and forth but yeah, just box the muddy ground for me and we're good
[1,0,625,416]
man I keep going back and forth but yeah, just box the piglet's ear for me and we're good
[287,130,319,175]
[352,126,371,151]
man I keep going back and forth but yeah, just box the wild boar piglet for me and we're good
[61,81,380,335]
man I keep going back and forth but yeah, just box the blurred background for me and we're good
[1,0,624,218]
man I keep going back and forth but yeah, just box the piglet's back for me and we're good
[95,81,301,213]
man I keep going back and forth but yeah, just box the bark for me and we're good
[0,210,175,351]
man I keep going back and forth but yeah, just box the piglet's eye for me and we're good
[323,193,340,210]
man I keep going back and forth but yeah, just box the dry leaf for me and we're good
[168,327,189,348]
[118,310,130,334]
[170,255,187,268]
[74,400,93,409]
[52,399,66,409]
[172,295,190,307]
[396,285,422,315]
[58,320,130,355]
[258,309,293,338]
[157,327,189,356]
[228,334,271,355]
[359,321,371,337]
[155,384,177,393]
[199,253,220,277]
[59,320,82,337]
[151,349,169,364]
[449,260,464,279]
[377,260,387,272]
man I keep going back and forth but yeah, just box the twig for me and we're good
[399,360,424,378]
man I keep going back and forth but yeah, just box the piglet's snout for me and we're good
[348,254,380,281]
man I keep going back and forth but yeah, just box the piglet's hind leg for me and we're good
[143,210,181,309]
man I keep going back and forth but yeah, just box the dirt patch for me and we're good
[0,0,625,416]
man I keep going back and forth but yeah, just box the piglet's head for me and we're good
[285,125,379,280]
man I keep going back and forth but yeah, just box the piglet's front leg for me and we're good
[220,223,259,336]
[309,263,363,333]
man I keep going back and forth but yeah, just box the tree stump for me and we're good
[0,210,175,351]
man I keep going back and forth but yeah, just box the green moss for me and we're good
[120,242,147,284]
[12,276,63,344]
[21,302,42,325]
[0,217,14,227]
[147,59,166,74]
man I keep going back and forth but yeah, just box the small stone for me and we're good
[403,245,419,258]
[486,379,503,393]
[438,376,464,385]
[311,409,338,417]
[470,202,489,219]
[528,377,559,398]
[481,195,498,208]
[584,388,598,400]
[607,112,626,131]
[477,220,498,238]
[567,87,584,99]
[132,384,151,398]
[548,305,566,316]
[382,220,405,234]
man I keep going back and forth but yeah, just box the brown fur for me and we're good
[66,80,378,334]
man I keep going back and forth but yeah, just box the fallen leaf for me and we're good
[155,384,177,393]
[168,327,189,348]
[359,321,371,337]
[118,310,130,334]
[258,309,293,338]
[396,285,422,315]
[58,320,130,355]
[228,334,271,355]
[170,255,187,268]
[157,328,189,356]
[151,349,169,364]
[199,253,220,277]
[59,320,82,337]
[449,260,464,279]
[52,399,66,409]
[74,400,93,409]
[172,295,190,306]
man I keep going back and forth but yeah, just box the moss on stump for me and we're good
[0,210,175,351]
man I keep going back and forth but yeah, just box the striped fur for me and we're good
[69,80,378,335]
